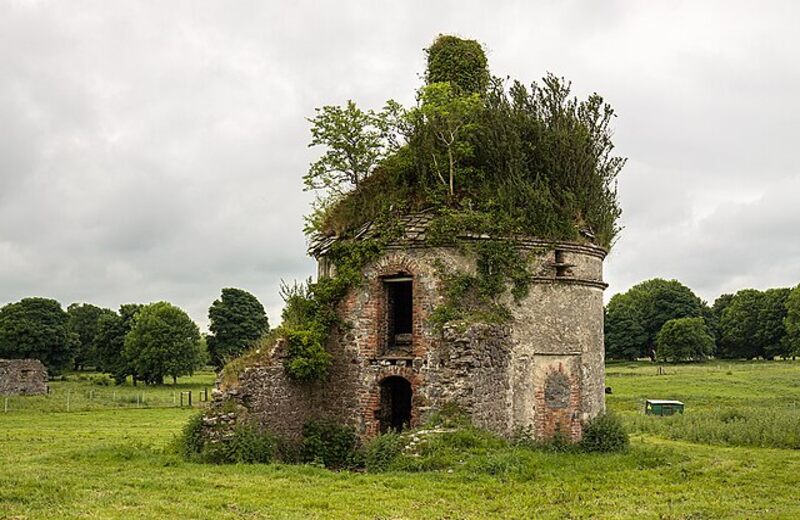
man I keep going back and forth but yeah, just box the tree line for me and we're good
[0,287,269,383]
[605,278,800,362]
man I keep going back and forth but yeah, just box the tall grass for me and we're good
[627,407,800,449]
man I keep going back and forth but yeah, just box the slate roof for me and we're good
[307,211,436,258]
[307,211,604,258]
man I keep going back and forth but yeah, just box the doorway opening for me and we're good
[378,376,412,433]
[384,277,413,353]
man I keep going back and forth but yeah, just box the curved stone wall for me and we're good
[215,239,606,442]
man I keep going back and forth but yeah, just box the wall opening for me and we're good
[554,249,573,278]
[384,277,413,353]
[378,376,412,433]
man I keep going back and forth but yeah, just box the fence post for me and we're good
[189,391,192,407]
[66,390,71,412]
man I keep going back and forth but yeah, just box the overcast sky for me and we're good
[1,0,798,329]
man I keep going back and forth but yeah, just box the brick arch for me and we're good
[362,252,430,359]
[370,252,422,279]
[362,366,423,437]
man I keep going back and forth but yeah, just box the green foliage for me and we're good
[124,302,203,384]
[718,288,790,359]
[300,419,360,470]
[0,297,75,375]
[409,82,482,196]
[203,423,279,464]
[66,303,115,370]
[363,431,406,472]
[176,412,206,461]
[306,38,625,251]
[305,100,404,195]
[282,327,331,381]
[207,288,270,370]
[656,317,715,362]
[425,35,489,95]
[605,279,707,360]
[604,295,647,360]
[430,240,532,329]
[275,239,385,382]
[759,288,790,359]
[784,285,800,357]
[177,413,279,464]
[580,412,629,452]
[93,304,142,384]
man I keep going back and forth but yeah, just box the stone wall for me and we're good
[0,359,48,395]
[424,323,513,435]
[214,239,606,443]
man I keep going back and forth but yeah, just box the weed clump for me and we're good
[580,412,629,453]
[175,412,280,464]
[363,431,406,472]
[300,419,360,470]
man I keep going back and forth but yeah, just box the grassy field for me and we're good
[1,362,800,519]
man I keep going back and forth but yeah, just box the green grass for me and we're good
[2,362,800,519]
[1,371,216,413]
[607,360,800,449]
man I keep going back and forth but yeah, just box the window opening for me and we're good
[384,277,413,353]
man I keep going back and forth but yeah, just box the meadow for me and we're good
[1,361,800,519]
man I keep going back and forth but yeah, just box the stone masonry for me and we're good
[213,214,607,442]
[0,359,48,396]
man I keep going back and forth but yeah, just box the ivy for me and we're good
[279,238,389,382]
[425,35,490,96]
[429,240,533,330]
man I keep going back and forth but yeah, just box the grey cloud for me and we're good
[1,0,798,330]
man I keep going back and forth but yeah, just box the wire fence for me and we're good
[1,382,213,414]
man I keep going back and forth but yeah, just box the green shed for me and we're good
[645,399,684,416]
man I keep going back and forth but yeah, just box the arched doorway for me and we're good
[378,376,412,433]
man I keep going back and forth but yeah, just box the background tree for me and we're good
[656,317,715,362]
[783,285,800,358]
[604,279,706,359]
[207,288,269,369]
[708,293,734,353]
[94,304,142,384]
[757,288,790,359]
[124,302,202,384]
[604,293,647,360]
[718,289,765,359]
[0,297,75,375]
[66,303,115,370]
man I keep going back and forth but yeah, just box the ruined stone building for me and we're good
[215,213,607,442]
[0,359,48,396]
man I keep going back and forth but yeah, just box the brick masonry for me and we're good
[213,238,607,442]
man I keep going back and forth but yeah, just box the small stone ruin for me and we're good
[0,359,49,396]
